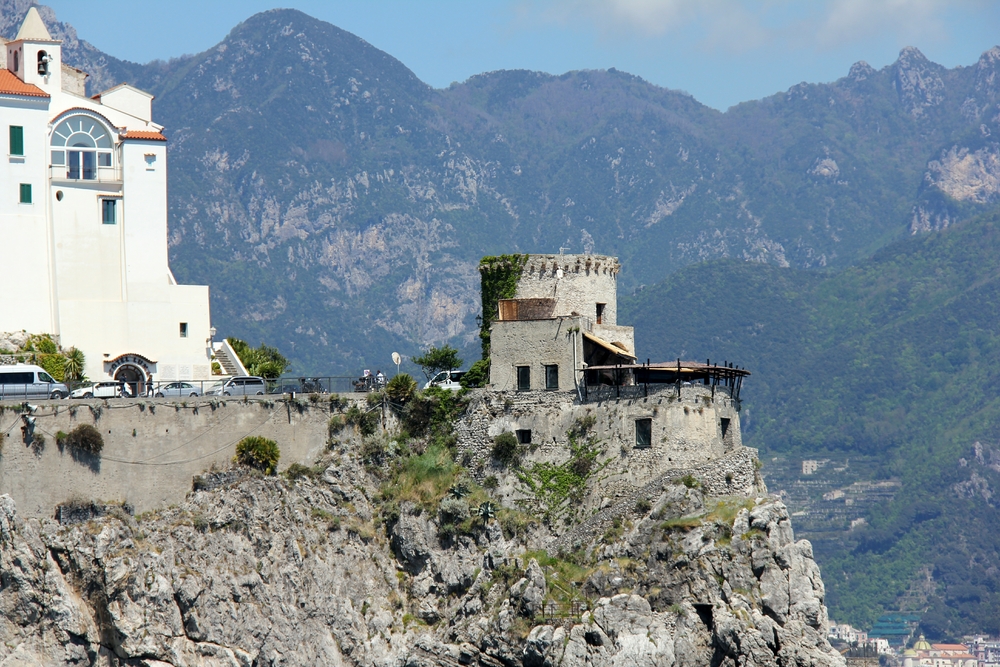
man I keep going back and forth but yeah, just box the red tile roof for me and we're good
[122,130,166,142]
[0,70,48,98]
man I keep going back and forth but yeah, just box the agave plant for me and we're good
[477,501,497,522]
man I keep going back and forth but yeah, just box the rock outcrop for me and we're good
[0,454,843,666]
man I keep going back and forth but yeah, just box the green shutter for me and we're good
[19,183,31,204]
[9,126,23,156]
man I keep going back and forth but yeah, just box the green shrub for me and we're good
[461,359,489,388]
[66,424,104,454]
[492,432,520,465]
[344,404,379,436]
[483,475,499,490]
[680,474,700,489]
[234,436,280,475]
[385,373,417,405]
[284,462,322,480]
[328,393,348,411]
[635,498,653,514]
[439,496,470,524]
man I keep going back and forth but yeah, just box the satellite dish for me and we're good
[392,352,401,365]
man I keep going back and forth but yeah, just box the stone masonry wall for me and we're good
[0,394,385,517]
[516,254,621,324]
[456,384,745,511]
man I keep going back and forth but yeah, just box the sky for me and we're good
[43,0,1000,111]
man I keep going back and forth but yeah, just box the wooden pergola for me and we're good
[584,359,750,400]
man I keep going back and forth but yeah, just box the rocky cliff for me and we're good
[0,449,843,666]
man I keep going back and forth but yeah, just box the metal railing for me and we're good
[580,381,734,404]
[0,376,387,401]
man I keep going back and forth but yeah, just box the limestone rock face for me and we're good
[0,468,843,667]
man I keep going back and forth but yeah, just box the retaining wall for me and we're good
[0,395,383,517]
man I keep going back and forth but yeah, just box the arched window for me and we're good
[37,50,49,75]
[50,116,114,180]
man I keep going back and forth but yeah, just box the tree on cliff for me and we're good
[412,345,462,382]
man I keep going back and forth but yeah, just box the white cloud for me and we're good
[518,0,986,53]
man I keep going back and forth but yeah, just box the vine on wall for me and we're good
[478,254,529,359]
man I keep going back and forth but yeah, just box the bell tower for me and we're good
[6,7,62,92]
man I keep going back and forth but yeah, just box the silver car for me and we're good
[205,376,266,396]
[154,381,202,398]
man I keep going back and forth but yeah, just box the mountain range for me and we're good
[5,0,1000,637]
[5,1,1000,374]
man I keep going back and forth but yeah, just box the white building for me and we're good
[0,8,213,388]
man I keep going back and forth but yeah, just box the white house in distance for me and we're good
[0,8,215,388]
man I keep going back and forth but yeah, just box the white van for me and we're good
[0,364,69,399]
[423,370,466,391]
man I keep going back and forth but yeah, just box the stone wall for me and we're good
[0,394,384,517]
[488,317,581,391]
[516,254,621,325]
[456,384,745,510]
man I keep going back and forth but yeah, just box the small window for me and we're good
[9,126,23,156]
[544,364,559,390]
[720,417,731,440]
[179,322,189,338]
[101,198,116,224]
[516,365,530,391]
[38,372,55,383]
[51,150,65,165]
[635,418,652,448]
[516,429,532,445]
[12,51,18,73]
[596,303,606,324]
[19,183,31,204]
[97,152,112,167]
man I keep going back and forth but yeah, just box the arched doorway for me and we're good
[113,364,147,398]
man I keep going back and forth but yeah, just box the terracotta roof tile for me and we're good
[122,130,166,142]
[0,69,48,98]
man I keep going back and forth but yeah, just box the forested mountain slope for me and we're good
[623,207,1000,637]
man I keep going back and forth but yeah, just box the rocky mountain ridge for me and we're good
[0,465,842,666]
[3,2,1000,372]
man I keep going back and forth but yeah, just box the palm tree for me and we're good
[63,347,85,383]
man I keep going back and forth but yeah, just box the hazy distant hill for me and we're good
[623,209,1000,636]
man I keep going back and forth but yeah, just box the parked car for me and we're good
[423,370,466,391]
[70,381,124,399]
[154,381,202,398]
[0,364,69,399]
[205,376,266,396]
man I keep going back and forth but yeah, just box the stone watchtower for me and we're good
[468,251,754,502]
[488,254,636,393]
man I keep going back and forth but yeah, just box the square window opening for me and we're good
[596,303,606,324]
[101,198,117,225]
[635,418,652,448]
[516,365,530,391]
[516,429,532,445]
[544,364,559,390]
[179,322,189,338]
[19,183,31,204]
[9,126,24,156]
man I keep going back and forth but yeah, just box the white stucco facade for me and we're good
[0,9,212,384]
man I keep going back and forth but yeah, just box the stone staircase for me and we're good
[212,339,247,376]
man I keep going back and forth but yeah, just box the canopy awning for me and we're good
[582,331,636,360]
